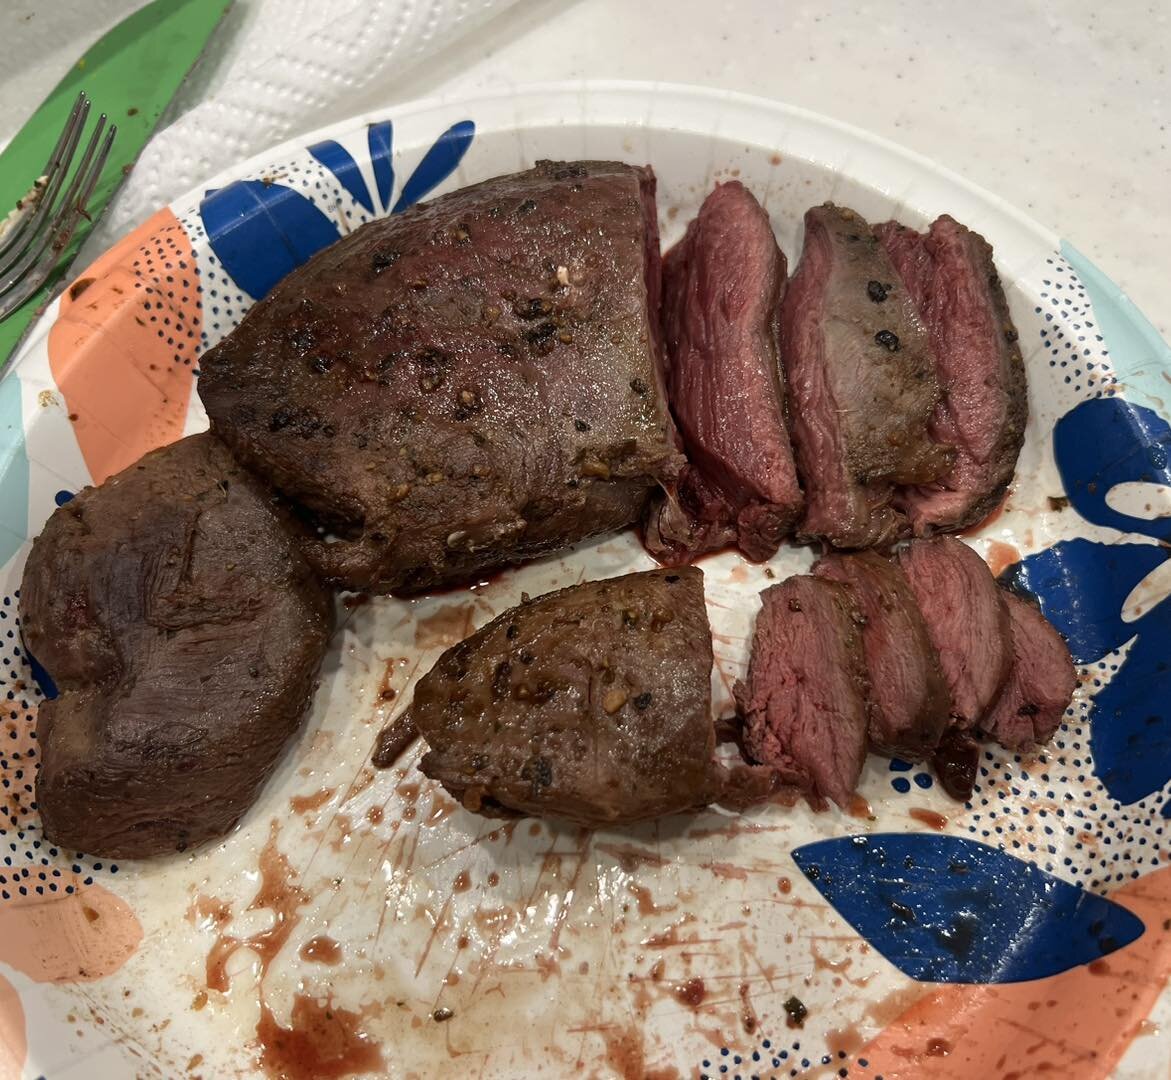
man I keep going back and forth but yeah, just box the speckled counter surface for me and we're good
[2,0,1167,336]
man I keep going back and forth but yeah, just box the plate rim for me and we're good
[6,78,1067,381]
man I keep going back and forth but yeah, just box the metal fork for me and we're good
[0,91,116,321]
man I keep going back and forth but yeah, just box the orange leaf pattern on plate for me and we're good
[859,864,1171,1078]
[0,972,25,1080]
[47,208,202,484]
[0,884,142,985]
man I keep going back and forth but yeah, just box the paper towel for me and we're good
[82,0,520,258]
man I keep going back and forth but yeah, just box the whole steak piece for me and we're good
[198,160,682,594]
[876,215,1027,534]
[780,204,952,549]
[380,567,775,826]
[646,181,802,563]
[20,434,334,859]
[981,591,1076,750]
[814,550,950,761]
[898,537,1011,728]
[735,575,872,808]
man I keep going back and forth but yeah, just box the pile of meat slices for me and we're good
[21,160,1075,857]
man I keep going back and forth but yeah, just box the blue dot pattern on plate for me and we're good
[885,760,934,797]
[791,833,1143,983]
[0,592,118,903]
[1037,255,1118,399]
[699,1040,883,1080]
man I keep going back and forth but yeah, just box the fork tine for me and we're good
[32,91,89,197]
[0,102,90,277]
[0,93,90,267]
[71,123,117,213]
[0,123,117,319]
[0,92,86,262]
[0,113,105,293]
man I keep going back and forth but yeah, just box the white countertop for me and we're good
[3,0,1169,336]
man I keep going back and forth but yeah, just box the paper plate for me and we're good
[1,82,1169,1080]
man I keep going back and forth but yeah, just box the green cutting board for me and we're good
[0,0,229,366]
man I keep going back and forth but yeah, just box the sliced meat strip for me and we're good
[898,536,1012,728]
[876,215,1027,534]
[981,591,1077,750]
[780,203,952,549]
[814,550,950,760]
[646,181,802,564]
[735,575,871,808]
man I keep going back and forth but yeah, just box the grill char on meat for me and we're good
[19,434,334,859]
[982,591,1077,750]
[198,160,682,595]
[380,567,776,826]
[876,215,1027,533]
[779,203,952,549]
[644,181,802,563]
[736,575,872,808]
[814,550,950,760]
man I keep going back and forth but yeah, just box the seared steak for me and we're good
[877,215,1027,533]
[780,204,952,548]
[981,591,1076,749]
[199,160,682,594]
[382,567,773,826]
[736,575,871,807]
[898,537,1011,728]
[645,182,802,563]
[814,550,950,760]
[20,434,334,859]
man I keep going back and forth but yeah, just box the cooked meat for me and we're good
[898,537,1011,728]
[380,567,772,826]
[198,160,683,594]
[645,182,802,563]
[643,466,738,562]
[735,575,871,808]
[981,591,1076,749]
[19,434,334,859]
[371,714,418,768]
[932,729,981,802]
[814,550,949,760]
[779,204,952,549]
[876,215,1027,534]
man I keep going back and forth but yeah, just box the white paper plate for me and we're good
[1,82,1170,1080]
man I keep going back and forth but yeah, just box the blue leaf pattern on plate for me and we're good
[308,138,375,213]
[1083,613,1171,804]
[1002,538,1166,663]
[368,120,394,209]
[1008,395,1171,811]
[199,179,341,300]
[24,642,57,700]
[392,120,475,213]
[792,833,1144,983]
[199,119,474,300]
[1054,397,1171,541]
